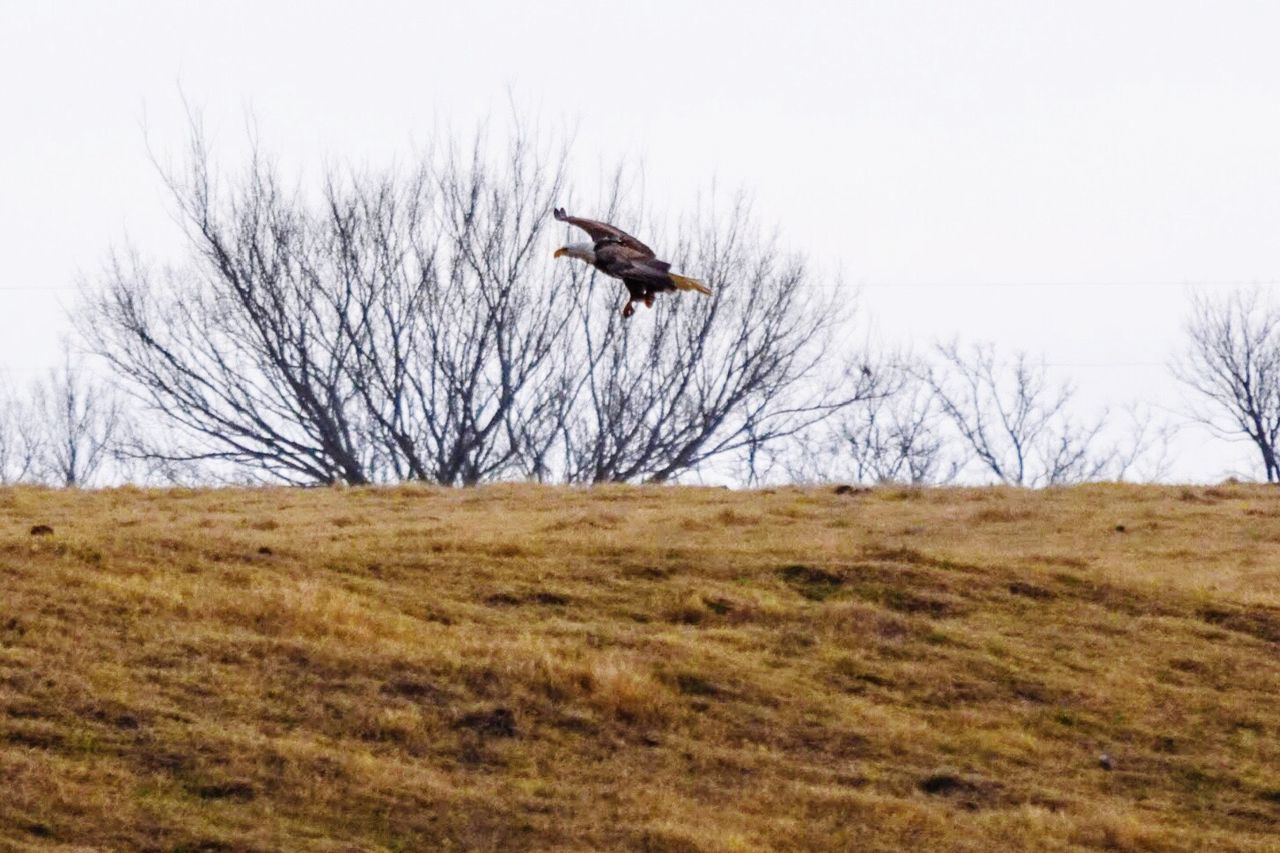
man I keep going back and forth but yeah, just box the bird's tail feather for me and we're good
[671,273,712,295]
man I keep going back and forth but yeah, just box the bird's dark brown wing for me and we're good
[595,246,677,295]
[593,242,669,278]
[554,207,655,257]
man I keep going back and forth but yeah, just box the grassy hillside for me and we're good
[1,483,1278,851]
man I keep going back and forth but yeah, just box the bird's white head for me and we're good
[553,242,596,264]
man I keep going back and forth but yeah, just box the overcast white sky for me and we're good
[3,1,1280,480]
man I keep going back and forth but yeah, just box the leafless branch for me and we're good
[26,344,126,487]
[1174,288,1280,482]
[921,341,1126,486]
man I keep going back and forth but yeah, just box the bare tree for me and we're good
[835,376,960,485]
[0,378,39,485]
[1106,404,1177,483]
[82,128,379,485]
[26,346,125,487]
[336,130,574,485]
[763,361,959,487]
[551,197,882,484]
[81,120,573,485]
[921,341,1122,486]
[1175,289,1280,482]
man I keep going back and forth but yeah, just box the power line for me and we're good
[1041,362,1166,368]
[849,281,1280,292]
[3,279,1278,293]
[0,357,1182,373]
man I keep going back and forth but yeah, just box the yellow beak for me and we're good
[553,247,568,258]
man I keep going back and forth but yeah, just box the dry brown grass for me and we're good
[1,483,1278,851]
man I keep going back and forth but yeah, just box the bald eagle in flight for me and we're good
[553,208,711,318]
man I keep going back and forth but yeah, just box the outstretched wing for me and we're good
[554,207,655,258]
[592,242,669,279]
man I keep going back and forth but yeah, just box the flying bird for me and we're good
[552,208,711,318]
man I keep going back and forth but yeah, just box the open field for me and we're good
[1,483,1278,851]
